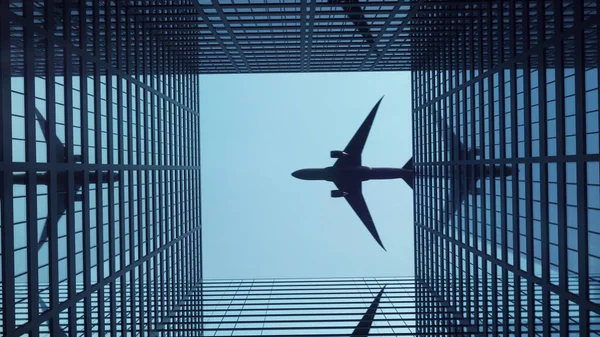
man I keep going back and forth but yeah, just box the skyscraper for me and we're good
[200,277,455,336]
[412,1,600,335]
[1,0,599,336]
[1,1,202,335]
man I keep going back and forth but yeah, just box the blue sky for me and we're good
[200,71,414,279]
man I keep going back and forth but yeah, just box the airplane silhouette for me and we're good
[38,295,67,336]
[439,119,517,215]
[350,286,386,336]
[329,0,380,56]
[12,108,120,251]
[292,97,413,251]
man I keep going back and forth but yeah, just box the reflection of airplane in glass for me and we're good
[350,286,386,336]
[12,108,120,251]
[292,97,413,251]
[439,120,517,215]
[444,164,517,216]
[329,0,380,56]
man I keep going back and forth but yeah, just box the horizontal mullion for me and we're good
[6,163,201,171]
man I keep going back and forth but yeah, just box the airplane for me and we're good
[439,119,517,215]
[329,0,380,56]
[292,97,413,251]
[12,108,120,251]
[350,286,386,336]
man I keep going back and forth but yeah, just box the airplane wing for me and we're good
[444,185,463,217]
[334,97,384,168]
[351,286,386,337]
[334,179,385,251]
[35,108,67,163]
[37,190,69,251]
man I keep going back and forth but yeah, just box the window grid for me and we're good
[413,0,600,335]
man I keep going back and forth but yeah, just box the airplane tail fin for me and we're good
[401,157,414,189]
[402,157,413,170]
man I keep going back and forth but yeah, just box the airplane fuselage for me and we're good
[468,164,517,183]
[448,164,517,197]
[292,166,412,183]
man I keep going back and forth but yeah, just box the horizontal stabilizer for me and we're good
[402,157,414,189]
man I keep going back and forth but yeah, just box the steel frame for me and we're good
[2,1,202,336]
[413,0,600,335]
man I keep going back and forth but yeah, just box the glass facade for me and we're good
[1,1,202,335]
[413,0,600,335]
[1,0,600,336]
[201,277,456,336]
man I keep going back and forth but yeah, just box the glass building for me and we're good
[1,0,599,336]
[1,0,202,335]
[412,0,600,335]
[201,277,459,336]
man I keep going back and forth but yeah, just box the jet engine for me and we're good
[330,150,348,158]
[331,190,348,198]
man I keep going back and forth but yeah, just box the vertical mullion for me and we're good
[104,1,116,335]
[166,55,173,332]
[115,1,127,334]
[500,3,511,335]
[451,20,458,321]
[197,55,202,335]
[159,39,167,330]
[467,9,477,328]
[62,0,77,334]
[136,89,145,334]
[135,13,145,335]
[458,22,468,321]
[537,0,551,335]
[143,19,153,334]
[488,19,498,337]
[0,0,13,330]
[573,0,589,335]
[125,5,137,336]
[474,6,484,329]
[511,52,522,333]
[553,0,568,335]
[78,1,92,335]
[169,50,176,331]
[196,74,202,286]
[170,52,178,335]
[23,1,39,335]
[44,1,60,333]
[0,1,15,330]
[481,4,493,333]
[522,0,535,332]
[149,29,160,331]
[92,1,105,335]
[515,1,527,336]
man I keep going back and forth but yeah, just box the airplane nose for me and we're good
[291,170,299,178]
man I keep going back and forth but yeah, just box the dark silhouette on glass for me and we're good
[292,97,413,251]
[439,121,517,215]
[329,0,380,56]
[12,108,120,251]
[350,286,386,336]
